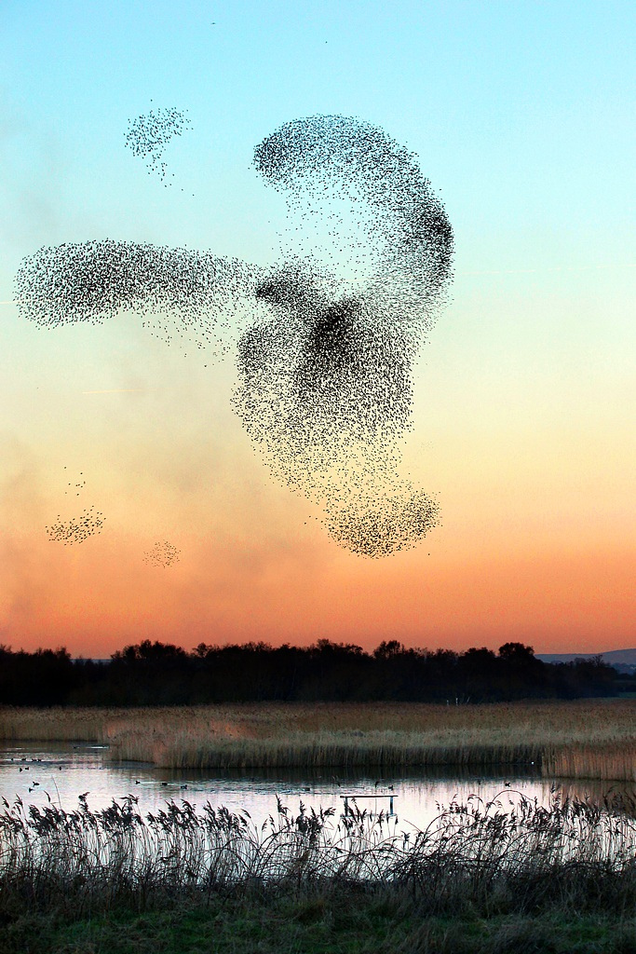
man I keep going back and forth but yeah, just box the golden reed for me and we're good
[1,700,635,778]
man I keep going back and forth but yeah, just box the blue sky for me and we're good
[3,0,634,263]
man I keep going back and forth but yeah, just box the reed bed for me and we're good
[106,726,545,771]
[0,707,112,743]
[2,700,635,778]
[544,742,636,781]
[2,790,636,918]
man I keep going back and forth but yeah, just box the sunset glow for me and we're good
[1,1,634,658]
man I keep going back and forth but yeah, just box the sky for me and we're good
[0,0,634,658]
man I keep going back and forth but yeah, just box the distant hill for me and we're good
[538,648,636,674]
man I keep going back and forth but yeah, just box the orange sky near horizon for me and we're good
[3,498,634,658]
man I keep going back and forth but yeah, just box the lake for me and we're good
[1,741,624,833]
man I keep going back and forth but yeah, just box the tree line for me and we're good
[0,639,624,706]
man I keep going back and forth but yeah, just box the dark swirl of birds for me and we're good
[16,114,454,559]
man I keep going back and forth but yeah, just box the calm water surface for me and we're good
[0,742,625,833]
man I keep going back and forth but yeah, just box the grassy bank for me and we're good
[6,899,636,954]
[1,700,636,779]
[3,793,636,953]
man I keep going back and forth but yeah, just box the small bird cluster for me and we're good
[16,115,454,558]
[45,506,105,545]
[143,540,181,568]
[124,105,191,184]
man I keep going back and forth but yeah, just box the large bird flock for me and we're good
[46,506,105,546]
[15,239,257,357]
[16,113,453,559]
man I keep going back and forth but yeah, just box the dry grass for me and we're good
[0,707,114,743]
[1,700,635,778]
[543,742,636,781]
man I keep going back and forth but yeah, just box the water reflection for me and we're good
[0,742,631,833]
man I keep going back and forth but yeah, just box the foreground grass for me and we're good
[4,792,636,952]
[5,897,636,954]
[1,700,636,778]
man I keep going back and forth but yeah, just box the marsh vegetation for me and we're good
[3,790,636,953]
[2,701,636,951]
[2,699,635,779]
